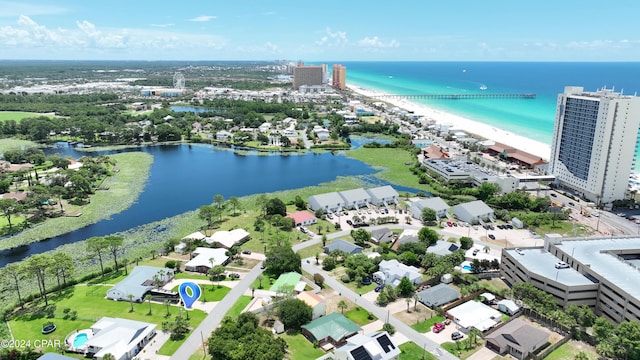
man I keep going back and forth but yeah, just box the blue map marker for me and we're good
[178,282,202,310]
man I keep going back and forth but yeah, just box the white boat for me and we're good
[480,84,487,90]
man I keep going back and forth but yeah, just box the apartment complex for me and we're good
[293,65,324,90]
[501,235,640,323]
[332,64,346,90]
[549,86,640,203]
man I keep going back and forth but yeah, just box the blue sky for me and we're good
[1,0,639,61]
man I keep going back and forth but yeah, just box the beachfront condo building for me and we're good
[293,65,324,90]
[332,64,346,90]
[549,86,640,204]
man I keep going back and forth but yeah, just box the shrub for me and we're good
[340,274,351,283]
[382,322,396,335]
[165,260,177,269]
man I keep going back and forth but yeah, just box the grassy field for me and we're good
[8,284,206,354]
[345,147,427,192]
[399,341,437,360]
[0,151,153,251]
[544,340,599,360]
[410,315,445,333]
[344,306,377,326]
[441,341,484,359]
[170,284,230,302]
[0,138,41,153]
[0,111,54,122]
[279,333,325,360]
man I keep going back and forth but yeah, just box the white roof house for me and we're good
[85,317,156,360]
[410,197,450,220]
[314,128,331,141]
[206,228,250,248]
[339,188,371,209]
[452,200,494,224]
[216,130,233,141]
[182,231,206,241]
[366,186,399,207]
[308,192,344,213]
[497,299,521,315]
[447,300,502,332]
[106,266,174,302]
[373,259,422,287]
[334,331,400,360]
[184,247,229,273]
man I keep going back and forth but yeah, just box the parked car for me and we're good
[568,202,575,207]
[451,331,463,340]
[433,323,445,333]
[230,273,241,279]
[488,234,495,240]
[515,248,525,255]
[447,221,453,227]
[550,193,557,197]
[346,220,353,225]
[555,261,570,269]
[375,285,383,292]
[473,249,480,256]
[327,214,333,220]
[242,250,252,255]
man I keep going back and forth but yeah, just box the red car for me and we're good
[446,221,452,227]
[433,323,445,333]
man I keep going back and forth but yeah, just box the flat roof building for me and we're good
[293,65,324,90]
[501,235,640,323]
[549,86,640,203]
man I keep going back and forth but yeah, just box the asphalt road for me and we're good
[301,260,457,360]
[170,261,263,360]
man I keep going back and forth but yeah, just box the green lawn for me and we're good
[441,341,483,359]
[399,342,437,360]
[344,306,377,326]
[279,333,324,360]
[9,284,206,354]
[175,272,209,280]
[544,341,599,360]
[346,147,427,192]
[0,111,53,122]
[410,315,445,333]
[171,284,231,302]
[224,295,253,318]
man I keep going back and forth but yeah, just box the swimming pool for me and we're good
[73,333,89,348]
[463,265,473,271]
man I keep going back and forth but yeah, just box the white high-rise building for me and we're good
[549,86,640,204]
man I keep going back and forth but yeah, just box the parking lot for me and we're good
[324,206,406,230]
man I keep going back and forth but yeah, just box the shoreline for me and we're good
[347,84,552,160]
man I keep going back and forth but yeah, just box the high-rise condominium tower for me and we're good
[332,64,346,90]
[549,86,640,203]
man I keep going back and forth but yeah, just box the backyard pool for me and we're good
[73,333,89,348]
[463,265,473,271]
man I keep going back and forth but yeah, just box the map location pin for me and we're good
[178,282,202,310]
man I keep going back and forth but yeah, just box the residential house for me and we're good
[301,313,362,349]
[106,266,174,302]
[206,229,250,249]
[308,192,344,214]
[270,272,305,295]
[422,144,449,159]
[84,317,156,360]
[370,228,394,245]
[184,247,229,273]
[216,130,233,141]
[314,127,331,141]
[447,300,502,332]
[391,229,419,251]
[324,239,363,255]
[452,200,494,224]
[373,259,422,287]
[416,283,460,308]
[485,318,549,359]
[259,122,271,133]
[338,188,371,210]
[334,331,400,360]
[366,186,399,207]
[427,240,459,257]
[296,291,327,320]
[286,211,318,227]
[410,197,450,220]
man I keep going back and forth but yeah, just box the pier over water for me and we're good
[366,93,536,100]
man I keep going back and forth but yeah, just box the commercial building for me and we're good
[332,64,346,90]
[501,235,640,323]
[293,65,324,90]
[549,86,640,203]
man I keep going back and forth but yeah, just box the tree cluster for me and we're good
[208,312,287,360]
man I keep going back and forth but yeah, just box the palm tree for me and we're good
[145,294,152,315]
[483,245,491,253]
[338,300,347,314]
[163,299,170,317]
[127,294,134,312]
[315,252,320,265]
[257,274,264,289]
[405,298,412,313]
[413,294,420,312]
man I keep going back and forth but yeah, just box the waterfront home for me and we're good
[205,228,250,249]
[308,192,344,214]
[286,211,318,227]
[85,317,156,360]
[338,188,371,210]
[106,266,174,302]
[366,186,399,207]
[216,130,233,141]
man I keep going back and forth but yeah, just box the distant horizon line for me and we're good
[0,59,639,63]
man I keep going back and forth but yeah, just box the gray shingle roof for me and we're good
[417,283,460,307]
[324,239,362,254]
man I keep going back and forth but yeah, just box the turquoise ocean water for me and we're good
[338,62,640,170]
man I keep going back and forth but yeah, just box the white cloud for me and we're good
[0,15,227,55]
[315,27,348,47]
[188,15,217,22]
[151,23,175,28]
[357,36,399,49]
[236,41,280,54]
[0,1,67,17]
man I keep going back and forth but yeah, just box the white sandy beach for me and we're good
[347,84,552,161]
